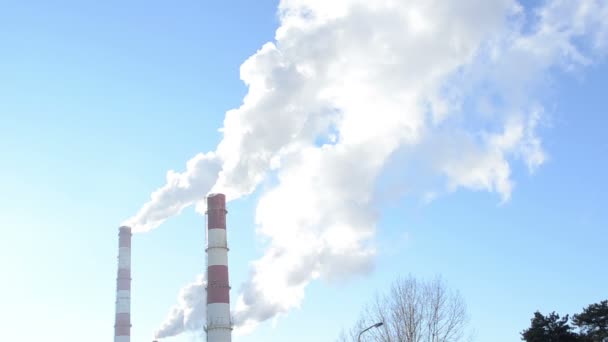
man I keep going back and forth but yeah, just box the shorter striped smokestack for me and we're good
[114,226,132,342]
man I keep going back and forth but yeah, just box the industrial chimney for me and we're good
[114,226,132,342]
[206,193,232,342]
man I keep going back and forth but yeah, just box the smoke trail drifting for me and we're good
[154,275,207,339]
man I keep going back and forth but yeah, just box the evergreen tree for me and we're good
[521,311,581,342]
[573,300,608,342]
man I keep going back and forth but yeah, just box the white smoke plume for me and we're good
[154,275,207,339]
[126,0,608,337]
[125,152,220,233]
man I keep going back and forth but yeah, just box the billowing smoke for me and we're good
[125,0,608,338]
[154,275,207,339]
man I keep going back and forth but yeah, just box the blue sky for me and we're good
[1,1,606,342]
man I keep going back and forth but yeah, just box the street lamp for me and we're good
[357,322,383,342]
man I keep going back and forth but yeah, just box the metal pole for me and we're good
[357,322,383,342]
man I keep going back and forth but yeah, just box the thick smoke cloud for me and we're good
[125,0,608,338]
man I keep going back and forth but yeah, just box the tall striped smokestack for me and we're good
[114,226,132,342]
[206,193,232,342]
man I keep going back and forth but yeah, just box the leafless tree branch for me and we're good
[337,275,470,342]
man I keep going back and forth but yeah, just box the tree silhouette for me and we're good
[573,300,608,342]
[521,311,581,342]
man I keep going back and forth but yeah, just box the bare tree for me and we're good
[338,275,469,342]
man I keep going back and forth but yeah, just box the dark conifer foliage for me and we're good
[522,300,608,342]
[521,311,580,342]
[573,300,608,342]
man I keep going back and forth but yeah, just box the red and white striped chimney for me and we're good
[206,194,232,342]
[114,226,132,342]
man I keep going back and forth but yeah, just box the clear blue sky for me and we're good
[1,1,606,342]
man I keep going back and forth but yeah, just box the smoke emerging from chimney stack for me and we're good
[125,0,608,337]
[153,195,233,341]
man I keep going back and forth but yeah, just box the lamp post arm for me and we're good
[357,322,383,342]
[357,326,372,342]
